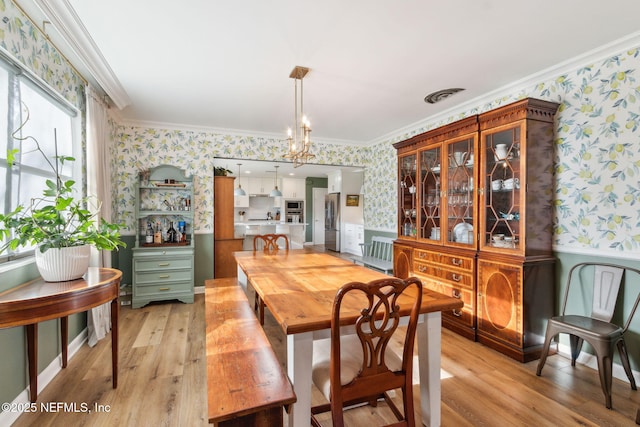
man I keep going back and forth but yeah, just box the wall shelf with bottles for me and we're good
[135,171,194,248]
[132,165,195,309]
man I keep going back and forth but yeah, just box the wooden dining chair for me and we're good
[536,262,640,409]
[252,234,289,324]
[310,276,423,427]
[253,233,289,252]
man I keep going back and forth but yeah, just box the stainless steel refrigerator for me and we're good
[325,193,340,251]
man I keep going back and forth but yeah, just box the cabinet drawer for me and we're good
[133,248,194,258]
[418,277,474,324]
[414,249,473,271]
[134,270,192,285]
[413,260,473,289]
[135,257,192,272]
[443,305,474,327]
[134,281,192,296]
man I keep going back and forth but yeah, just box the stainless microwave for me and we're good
[286,200,303,210]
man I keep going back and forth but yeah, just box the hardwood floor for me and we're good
[13,260,640,426]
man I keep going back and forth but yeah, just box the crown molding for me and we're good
[34,0,131,110]
[116,117,363,147]
[367,31,640,147]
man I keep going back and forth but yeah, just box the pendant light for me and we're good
[234,163,246,196]
[269,165,283,197]
[283,66,315,168]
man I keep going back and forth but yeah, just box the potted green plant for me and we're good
[0,107,126,281]
[214,166,233,176]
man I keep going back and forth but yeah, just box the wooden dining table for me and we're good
[235,249,463,427]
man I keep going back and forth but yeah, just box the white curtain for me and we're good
[86,85,114,347]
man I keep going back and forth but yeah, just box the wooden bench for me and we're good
[205,278,296,426]
[351,236,394,275]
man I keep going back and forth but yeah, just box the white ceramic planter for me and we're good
[35,245,91,282]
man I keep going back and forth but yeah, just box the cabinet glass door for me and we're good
[419,147,441,241]
[445,136,475,247]
[481,124,522,252]
[399,153,417,237]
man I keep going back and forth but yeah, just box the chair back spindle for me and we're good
[253,234,289,253]
[311,276,422,427]
[592,265,623,322]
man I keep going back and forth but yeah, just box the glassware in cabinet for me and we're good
[444,135,477,247]
[418,147,441,241]
[480,123,523,252]
[135,184,194,248]
[398,153,417,237]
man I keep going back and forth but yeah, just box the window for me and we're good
[0,56,80,263]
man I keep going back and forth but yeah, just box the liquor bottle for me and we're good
[167,222,177,243]
[145,222,154,244]
[178,221,187,243]
[153,221,162,244]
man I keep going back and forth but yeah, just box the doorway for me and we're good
[313,187,328,244]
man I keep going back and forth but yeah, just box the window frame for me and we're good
[0,53,81,266]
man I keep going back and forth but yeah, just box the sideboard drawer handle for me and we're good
[452,289,461,299]
[451,258,462,266]
[158,274,170,279]
[418,265,427,273]
[452,274,462,282]
[452,309,462,317]
[159,287,170,291]
[418,252,427,259]
[158,262,170,266]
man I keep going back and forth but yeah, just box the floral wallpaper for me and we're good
[367,45,640,256]
[112,128,367,233]
[0,0,85,111]
[3,0,640,257]
[0,0,87,186]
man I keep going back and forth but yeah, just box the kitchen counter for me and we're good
[235,221,307,249]
[235,221,307,226]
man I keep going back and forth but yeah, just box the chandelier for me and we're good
[283,66,315,167]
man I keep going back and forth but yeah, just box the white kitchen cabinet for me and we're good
[234,194,249,207]
[237,176,250,193]
[327,170,342,193]
[343,222,364,256]
[282,178,306,199]
[248,177,280,195]
[288,224,306,248]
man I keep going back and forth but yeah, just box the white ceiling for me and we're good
[17,1,640,146]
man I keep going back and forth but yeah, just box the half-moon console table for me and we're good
[0,267,122,402]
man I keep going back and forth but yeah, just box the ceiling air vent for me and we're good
[424,88,465,104]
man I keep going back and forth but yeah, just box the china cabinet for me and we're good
[393,98,559,361]
[476,98,559,361]
[132,165,195,309]
[394,116,479,339]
